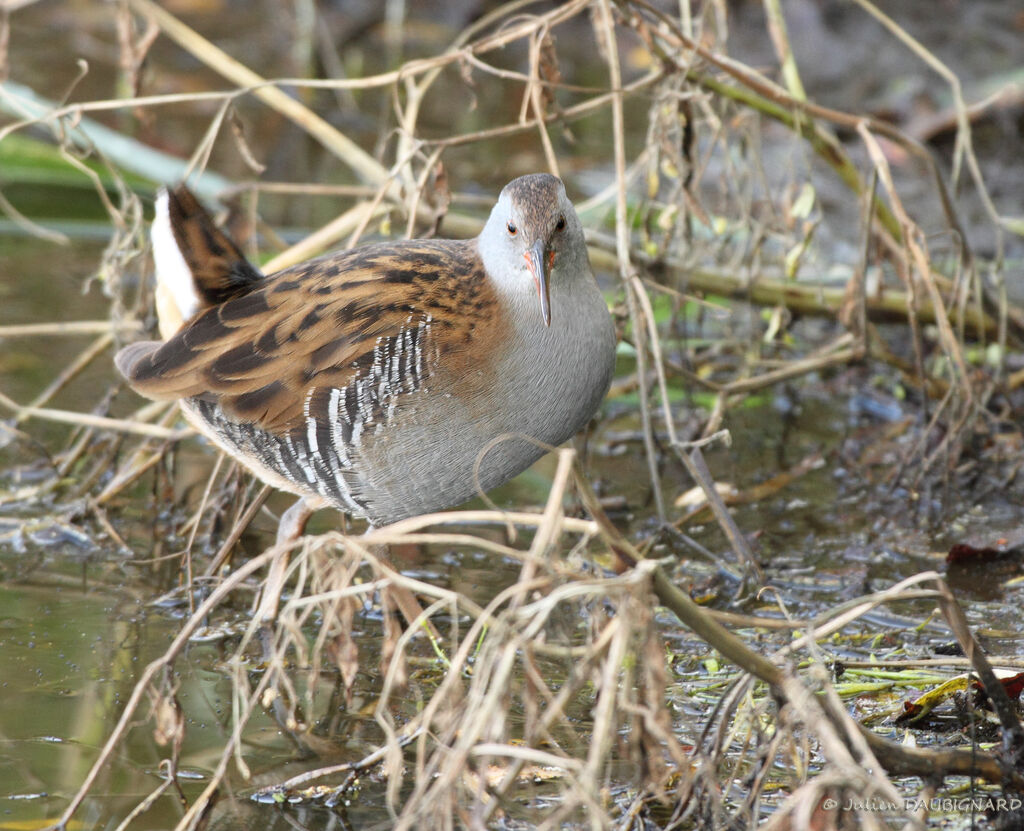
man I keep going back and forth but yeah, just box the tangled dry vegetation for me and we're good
[2,0,1024,829]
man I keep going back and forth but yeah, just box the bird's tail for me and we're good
[152,186,264,339]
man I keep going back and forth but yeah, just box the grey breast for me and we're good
[346,274,616,523]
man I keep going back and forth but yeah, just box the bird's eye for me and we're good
[507,222,517,235]
[555,215,566,231]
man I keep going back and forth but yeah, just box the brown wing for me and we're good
[116,238,489,433]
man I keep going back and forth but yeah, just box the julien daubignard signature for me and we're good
[822,797,1023,813]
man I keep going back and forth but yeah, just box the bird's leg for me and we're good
[361,526,440,642]
[255,496,316,626]
[255,496,319,755]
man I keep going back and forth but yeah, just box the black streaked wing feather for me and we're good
[117,238,489,434]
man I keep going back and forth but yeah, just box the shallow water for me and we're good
[3,0,1024,827]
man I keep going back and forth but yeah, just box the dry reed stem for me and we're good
[858,123,973,401]
[126,0,387,190]
[20,332,113,418]
[0,320,140,336]
[0,389,188,439]
[5,0,1020,826]
[598,0,666,522]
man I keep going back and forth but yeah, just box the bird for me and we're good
[116,175,617,592]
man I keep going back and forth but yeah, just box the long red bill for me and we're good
[525,238,552,327]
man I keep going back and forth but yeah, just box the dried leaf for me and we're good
[229,108,267,174]
[326,597,360,708]
[380,588,408,693]
[149,684,185,751]
[538,31,561,109]
[457,54,477,112]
